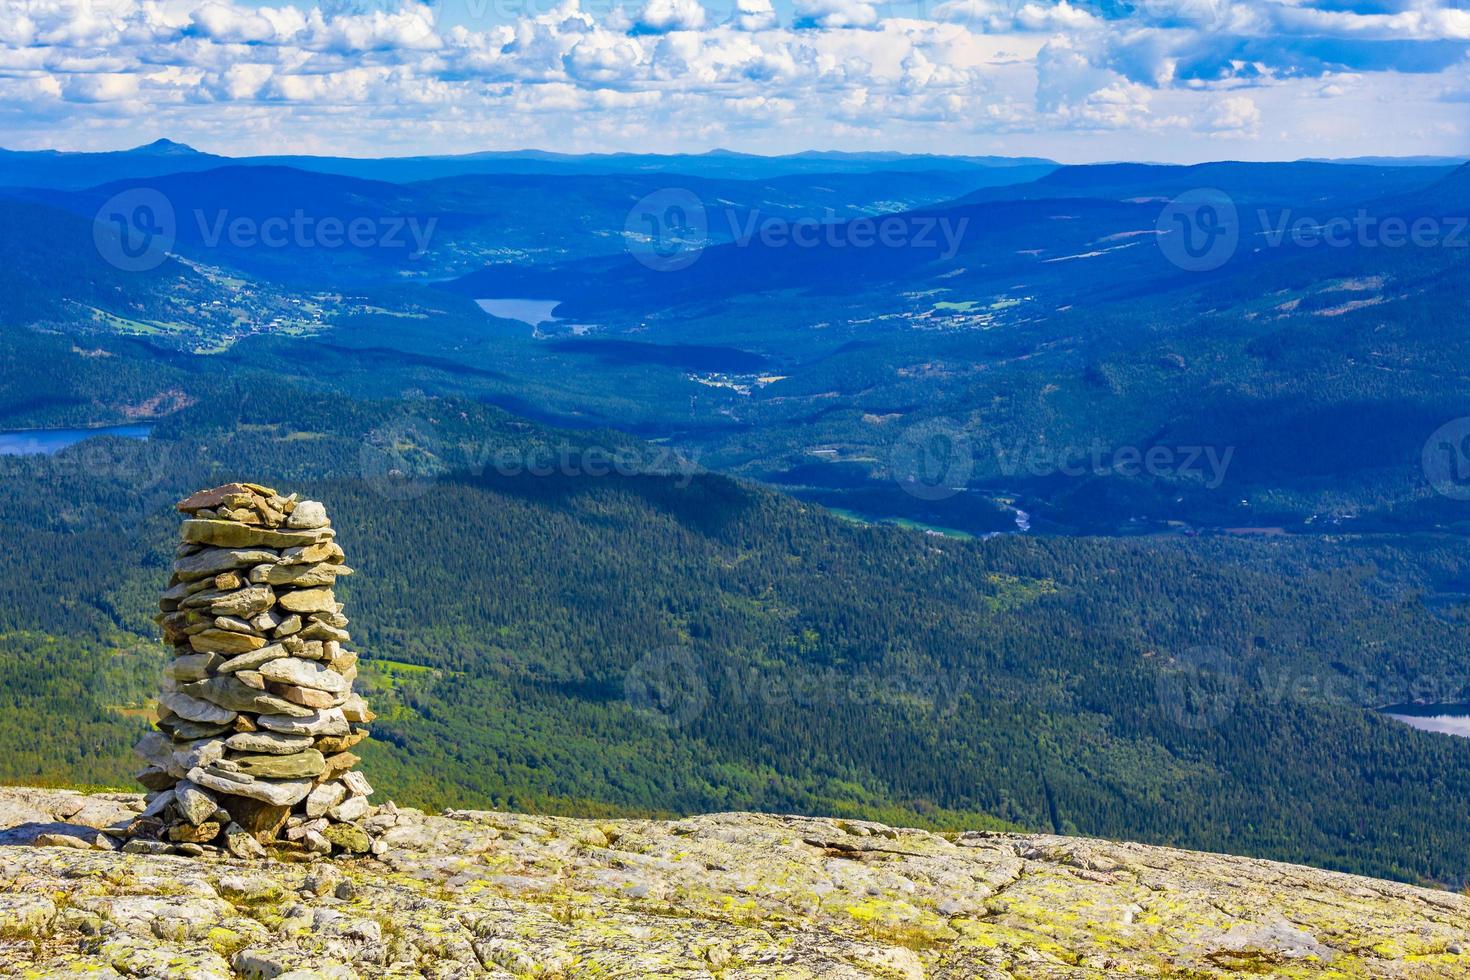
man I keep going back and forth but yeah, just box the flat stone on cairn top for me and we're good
[132,483,380,859]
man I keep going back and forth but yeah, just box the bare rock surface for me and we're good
[1,787,1468,977]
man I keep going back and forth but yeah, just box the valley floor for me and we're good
[0,788,1465,978]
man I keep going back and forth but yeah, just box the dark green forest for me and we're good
[3,159,1470,892]
[3,380,1470,887]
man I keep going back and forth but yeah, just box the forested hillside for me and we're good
[3,153,1470,891]
[3,378,1470,886]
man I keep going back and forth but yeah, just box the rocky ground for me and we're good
[0,787,1466,978]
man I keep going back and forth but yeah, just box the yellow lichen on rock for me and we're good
[1,788,1468,978]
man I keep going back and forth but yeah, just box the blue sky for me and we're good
[0,0,1466,161]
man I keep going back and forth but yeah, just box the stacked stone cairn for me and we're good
[130,483,378,859]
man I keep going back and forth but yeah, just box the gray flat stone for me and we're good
[188,768,313,807]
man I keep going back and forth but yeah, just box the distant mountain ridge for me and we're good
[0,141,1060,189]
[5,139,1461,191]
[955,160,1456,207]
[1301,154,1470,166]
[8,161,1025,286]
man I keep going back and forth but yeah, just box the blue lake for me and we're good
[0,424,153,456]
[1380,704,1470,739]
[475,298,562,327]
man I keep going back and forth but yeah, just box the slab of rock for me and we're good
[208,585,276,618]
[214,614,261,635]
[340,694,374,723]
[173,547,281,581]
[315,730,368,755]
[168,820,222,844]
[137,767,173,791]
[276,588,337,614]
[321,822,371,854]
[176,483,259,513]
[233,669,266,690]
[188,630,267,655]
[255,708,349,737]
[174,781,218,825]
[249,609,282,632]
[226,731,314,755]
[33,831,100,849]
[271,685,336,709]
[230,750,326,780]
[258,658,349,693]
[171,737,226,774]
[165,653,223,683]
[320,752,359,782]
[182,676,314,718]
[304,782,347,819]
[133,731,174,769]
[224,822,267,858]
[14,787,1470,978]
[216,643,290,674]
[298,621,350,643]
[160,718,235,740]
[221,796,293,840]
[279,541,342,565]
[158,692,237,725]
[249,561,349,588]
[138,789,175,821]
[188,768,313,807]
[340,771,373,798]
[326,795,371,823]
[181,519,333,550]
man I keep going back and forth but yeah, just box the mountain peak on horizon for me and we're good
[126,138,201,156]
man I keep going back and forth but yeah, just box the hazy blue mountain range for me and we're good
[4,151,1467,536]
[10,163,1039,285]
[1300,155,1470,166]
[0,140,1059,190]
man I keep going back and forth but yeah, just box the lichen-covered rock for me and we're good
[2,787,1468,977]
[321,823,371,854]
